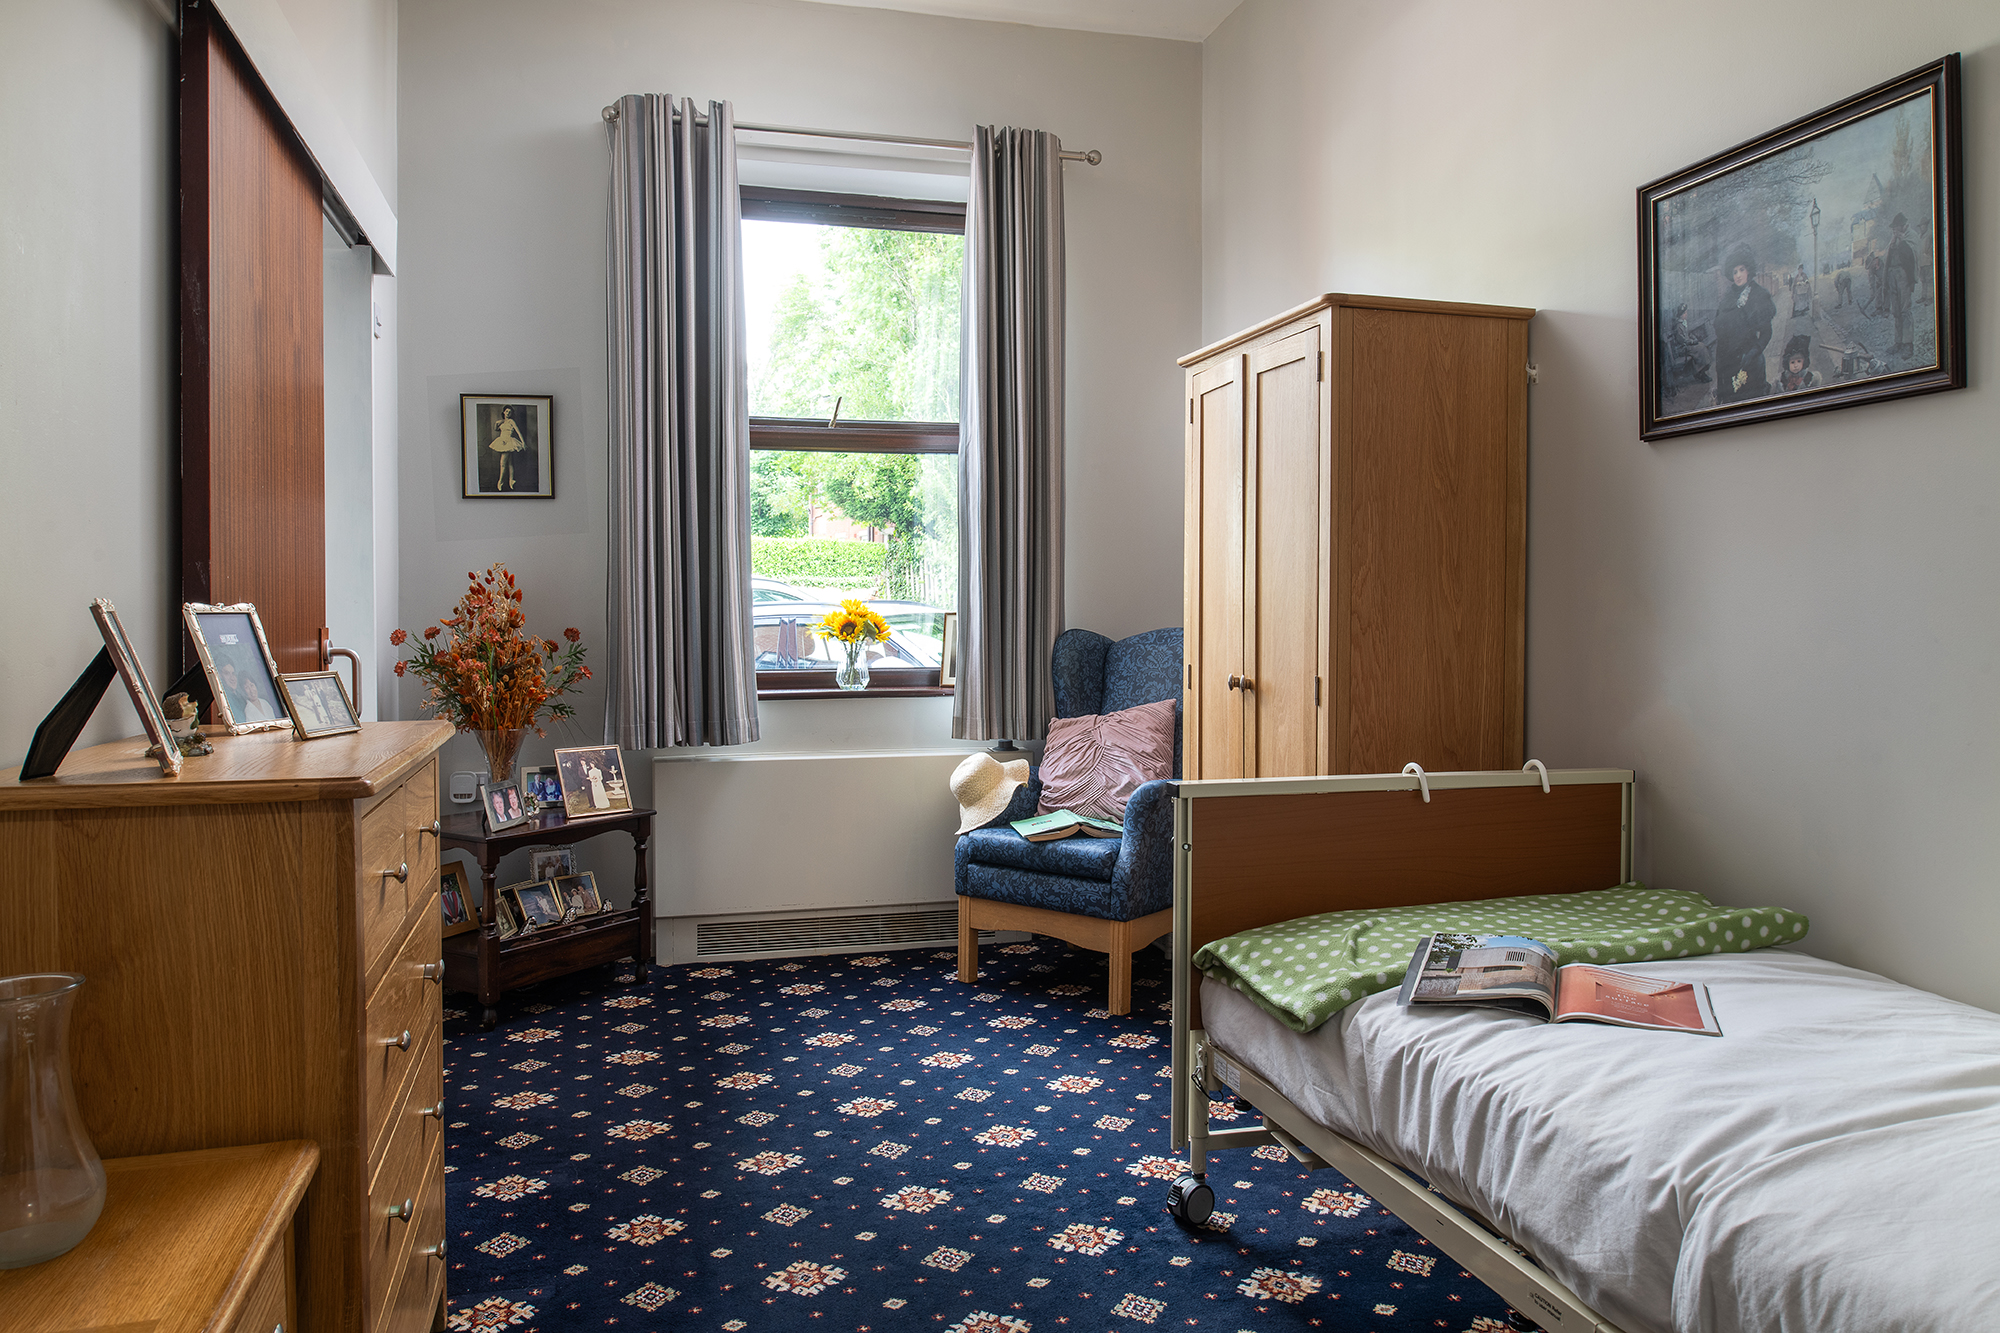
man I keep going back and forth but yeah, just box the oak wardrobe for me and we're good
[1181,294,1533,780]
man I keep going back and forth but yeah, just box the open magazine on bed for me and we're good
[1395,933,1722,1034]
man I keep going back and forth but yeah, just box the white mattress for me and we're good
[1201,949,2000,1333]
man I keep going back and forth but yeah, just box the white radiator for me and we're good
[652,749,1023,964]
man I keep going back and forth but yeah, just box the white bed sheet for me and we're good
[1201,949,2000,1333]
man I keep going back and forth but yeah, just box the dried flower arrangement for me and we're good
[389,564,590,735]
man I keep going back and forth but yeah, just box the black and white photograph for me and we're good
[276,670,361,740]
[508,879,565,928]
[554,870,604,917]
[481,779,532,832]
[461,393,555,498]
[439,864,476,937]
[554,744,632,818]
[940,611,958,687]
[1640,56,1963,439]
[183,603,291,734]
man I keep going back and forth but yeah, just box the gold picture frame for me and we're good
[275,670,361,741]
[439,864,477,938]
[553,744,632,819]
[182,602,292,734]
[553,870,604,917]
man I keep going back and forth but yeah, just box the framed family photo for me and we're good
[461,393,554,498]
[554,744,632,819]
[183,602,291,734]
[480,779,531,832]
[276,670,360,740]
[1638,55,1963,440]
[439,864,477,937]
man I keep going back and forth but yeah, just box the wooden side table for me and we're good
[0,1141,320,1333]
[440,806,655,1027]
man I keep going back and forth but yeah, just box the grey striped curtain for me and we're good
[953,126,1066,743]
[604,94,759,748]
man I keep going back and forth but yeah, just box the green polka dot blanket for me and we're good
[1193,882,1810,1033]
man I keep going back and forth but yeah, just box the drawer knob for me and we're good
[422,958,445,982]
[421,1099,446,1119]
[423,1239,447,1260]
[383,1029,411,1051]
[420,819,441,839]
[387,1197,413,1222]
[384,862,409,883]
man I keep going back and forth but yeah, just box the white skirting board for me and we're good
[652,748,1015,963]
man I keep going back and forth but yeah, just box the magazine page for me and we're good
[1397,933,1558,1018]
[1552,964,1721,1035]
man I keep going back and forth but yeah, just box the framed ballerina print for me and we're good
[461,393,554,498]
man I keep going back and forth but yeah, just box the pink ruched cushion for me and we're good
[1035,697,1177,823]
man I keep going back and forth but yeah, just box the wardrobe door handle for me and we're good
[1227,675,1253,691]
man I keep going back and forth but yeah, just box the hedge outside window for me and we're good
[741,187,964,695]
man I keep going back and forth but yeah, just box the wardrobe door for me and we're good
[1243,327,1321,778]
[1183,356,1245,780]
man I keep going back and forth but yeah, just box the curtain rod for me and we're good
[600,104,1103,166]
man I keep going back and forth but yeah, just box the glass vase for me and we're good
[835,639,870,692]
[472,727,527,785]
[0,974,106,1269]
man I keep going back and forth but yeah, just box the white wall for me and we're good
[1203,0,2000,1011]
[0,0,177,765]
[396,0,1202,898]
[0,0,398,771]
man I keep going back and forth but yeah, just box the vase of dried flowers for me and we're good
[389,564,591,764]
[816,600,892,692]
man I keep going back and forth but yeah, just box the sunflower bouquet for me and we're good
[815,599,893,646]
[816,599,892,690]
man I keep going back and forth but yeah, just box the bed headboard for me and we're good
[1170,768,1633,1145]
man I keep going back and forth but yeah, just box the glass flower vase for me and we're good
[0,974,106,1268]
[835,640,870,691]
[472,727,527,784]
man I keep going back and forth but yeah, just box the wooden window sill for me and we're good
[757,685,956,701]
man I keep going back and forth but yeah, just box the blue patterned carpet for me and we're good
[440,941,1515,1332]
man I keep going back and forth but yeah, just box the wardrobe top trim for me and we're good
[1177,293,1536,367]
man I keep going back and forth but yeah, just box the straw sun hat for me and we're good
[950,751,1031,835]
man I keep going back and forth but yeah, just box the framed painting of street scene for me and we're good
[1639,55,1962,441]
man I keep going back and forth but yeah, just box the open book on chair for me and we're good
[1011,809,1124,842]
[1395,933,1721,1035]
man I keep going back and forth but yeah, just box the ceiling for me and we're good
[790,0,1244,42]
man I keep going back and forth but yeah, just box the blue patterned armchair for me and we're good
[955,627,1182,1015]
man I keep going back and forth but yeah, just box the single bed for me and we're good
[1167,767,2000,1333]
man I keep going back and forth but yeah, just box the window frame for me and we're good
[741,185,965,697]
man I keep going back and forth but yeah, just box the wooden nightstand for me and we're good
[0,1141,319,1333]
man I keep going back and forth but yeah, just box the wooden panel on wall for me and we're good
[1342,307,1520,773]
[180,1,325,676]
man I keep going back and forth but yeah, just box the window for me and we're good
[741,187,965,694]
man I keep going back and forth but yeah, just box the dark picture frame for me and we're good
[90,599,181,777]
[183,603,292,734]
[461,393,555,498]
[439,864,477,937]
[553,744,632,819]
[1638,55,1963,441]
[939,611,958,688]
[480,779,532,833]
[275,670,361,741]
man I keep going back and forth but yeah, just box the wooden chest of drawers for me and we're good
[0,721,454,1333]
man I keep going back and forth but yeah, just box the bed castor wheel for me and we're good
[1504,1311,1542,1332]
[1166,1173,1214,1226]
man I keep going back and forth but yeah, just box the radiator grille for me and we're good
[691,907,1002,959]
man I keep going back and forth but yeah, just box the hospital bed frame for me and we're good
[1168,766,1635,1333]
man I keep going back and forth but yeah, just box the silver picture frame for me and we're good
[275,669,361,741]
[91,599,181,777]
[182,602,292,734]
